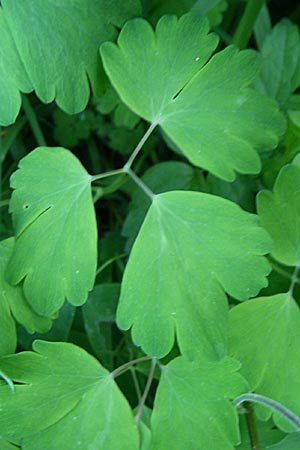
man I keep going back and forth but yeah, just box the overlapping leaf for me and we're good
[257,156,300,266]
[229,293,300,431]
[101,13,285,181]
[6,147,97,316]
[117,191,272,359]
[151,356,247,450]
[0,340,139,450]
[0,0,141,125]
[0,238,51,356]
[254,19,300,109]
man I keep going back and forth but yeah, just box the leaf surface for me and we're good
[254,19,300,109]
[0,0,141,125]
[0,340,139,450]
[229,293,300,431]
[0,238,51,355]
[101,13,284,181]
[6,147,97,316]
[151,356,247,450]
[257,158,300,266]
[117,191,271,359]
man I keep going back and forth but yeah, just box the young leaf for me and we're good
[151,356,247,450]
[257,160,300,266]
[6,147,97,316]
[229,293,300,432]
[254,19,300,109]
[117,191,272,359]
[267,434,300,450]
[101,13,285,181]
[0,340,139,450]
[0,0,141,125]
[0,238,51,355]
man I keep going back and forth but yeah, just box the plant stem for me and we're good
[233,393,300,432]
[110,356,151,379]
[90,168,125,183]
[269,260,299,282]
[244,402,260,450]
[288,265,300,298]
[22,95,46,147]
[232,0,265,49]
[123,121,158,171]
[127,168,155,201]
[130,367,142,403]
[0,371,15,392]
[135,358,157,423]
[96,252,128,276]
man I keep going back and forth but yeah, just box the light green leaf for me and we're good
[0,238,51,356]
[237,417,285,450]
[267,434,300,450]
[0,0,141,125]
[0,436,20,450]
[122,161,195,250]
[151,356,247,450]
[257,161,300,266]
[6,147,97,316]
[101,13,284,181]
[229,293,300,431]
[0,340,139,450]
[117,191,271,359]
[191,0,227,27]
[254,19,300,109]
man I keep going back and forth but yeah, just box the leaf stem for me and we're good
[90,168,125,183]
[127,168,155,201]
[123,121,158,172]
[288,265,300,298]
[244,402,260,450]
[96,252,128,276]
[233,393,300,432]
[22,95,46,147]
[0,371,15,392]
[135,358,157,423]
[110,356,151,379]
[130,367,142,403]
[232,0,266,49]
[269,260,299,283]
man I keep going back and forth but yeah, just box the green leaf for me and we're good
[122,161,195,250]
[254,19,300,109]
[257,161,300,266]
[229,293,300,431]
[0,238,51,355]
[237,417,285,450]
[151,356,247,450]
[0,436,20,450]
[191,0,227,27]
[101,13,284,181]
[117,191,272,359]
[267,434,300,450]
[0,340,139,450]
[6,147,97,316]
[0,0,141,125]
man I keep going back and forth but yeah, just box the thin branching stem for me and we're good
[135,359,157,423]
[22,95,46,147]
[232,0,265,49]
[233,393,300,432]
[110,356,152,379]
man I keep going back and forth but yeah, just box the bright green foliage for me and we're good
[151,356,247,450]
[191,0,227,26]
[0,238,51,356]
[255,19,300,109]
[257,160,300,266]
[267,434,300,449]
[6,147,97,316]
[229,293,300,431]
[123,161,195,250]
[0,0,141,125]
[237,417,285,449]
[0,340,139,450]
[117,191,271,359]
[101,13,285,181]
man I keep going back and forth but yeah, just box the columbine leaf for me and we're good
[257,158,300,266]
[0,238,51,355]
[0,0,141,125]
[117,191,271,359]
[122,161,195,250]
[6,147,97,316]
[0,340,139,450]
[101,13,284,181]
[229,293,300,432]
[254,19,300,109]
[151,356,247,450]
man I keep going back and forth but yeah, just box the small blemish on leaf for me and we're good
[195,56,200,62]
[23,204,30,209]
